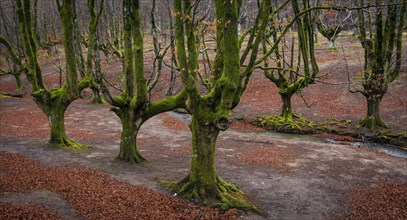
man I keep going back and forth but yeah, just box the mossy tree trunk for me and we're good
[172,0,271,211]
[355,0,406,129]
[262,0,318,126]
[48,104,68,145]
[280,92,295,120]
[172,117,247,209]
[87,0,105,104]
[114,107,146,163]
[45,100,86,148]
[100,0,186,163]
[16,0,91,149]
[173,118,219,198]
[360,95,386,129]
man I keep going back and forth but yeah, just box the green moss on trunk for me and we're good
[14,73,23,91]
[86,0,105,104]
[281,92,294,121]
[171,0,266,211]
[59,0,79,99]
[47,103,88,149]
[356,2,406,130]
[116,107,146,163]
[358,96,387,129]
[16,0,91,149]
[171,117,258,212]
[90,88,105,104]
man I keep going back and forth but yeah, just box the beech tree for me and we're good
[99,1,124,58]
[0,1,25,94]
[0,35,25,93]
[170,0,274,210]
[100,0,186,163]
[15,0,91,148]
[254,0,319,132]
[86,0,105,104]
[353,0,406,129]
[314,0,352,50]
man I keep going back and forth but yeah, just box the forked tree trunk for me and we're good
[359,96,387,129]
[171,0,268,212]
[115,108,146,163]
[355,2,406,130]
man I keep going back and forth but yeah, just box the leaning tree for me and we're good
[100,0,186,163]
[353,0,406,129]
[15,0,92,148]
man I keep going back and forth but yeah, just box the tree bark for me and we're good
[48,105,67,145]
[90,87,104,104]
[171,0,268,211]
[88,4,105,105]
[43,99,88,148]
[280,92,294,120]
[16,0,91,149]
[328,39,336,50]
[116,107,146,163]
[188,116,219,195]
[172,116,253,210]
[355,1,406,130]
[359,96,387,129]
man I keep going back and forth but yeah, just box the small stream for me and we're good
[349,142,407,159]
[169,111,407,159]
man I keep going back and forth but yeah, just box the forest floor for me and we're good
[0,33,406,219]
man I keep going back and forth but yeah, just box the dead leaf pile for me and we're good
[347,182,407,220]
[0,151,238,219]
[0,202,63,219]
[162,113,189,131]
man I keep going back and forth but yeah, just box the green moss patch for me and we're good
[252,115,315,134]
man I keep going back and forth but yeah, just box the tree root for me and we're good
[167,175,265,215]
[357,116,388,130]
[116,151,147,164]
[49,137,91,150]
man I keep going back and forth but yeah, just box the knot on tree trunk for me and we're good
[215,117,230,131]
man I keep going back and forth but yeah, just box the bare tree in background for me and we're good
[353,0,406,129]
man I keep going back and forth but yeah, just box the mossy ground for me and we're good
[361,129,407,148]
[252,115,407,147]
[252,115,316,134]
